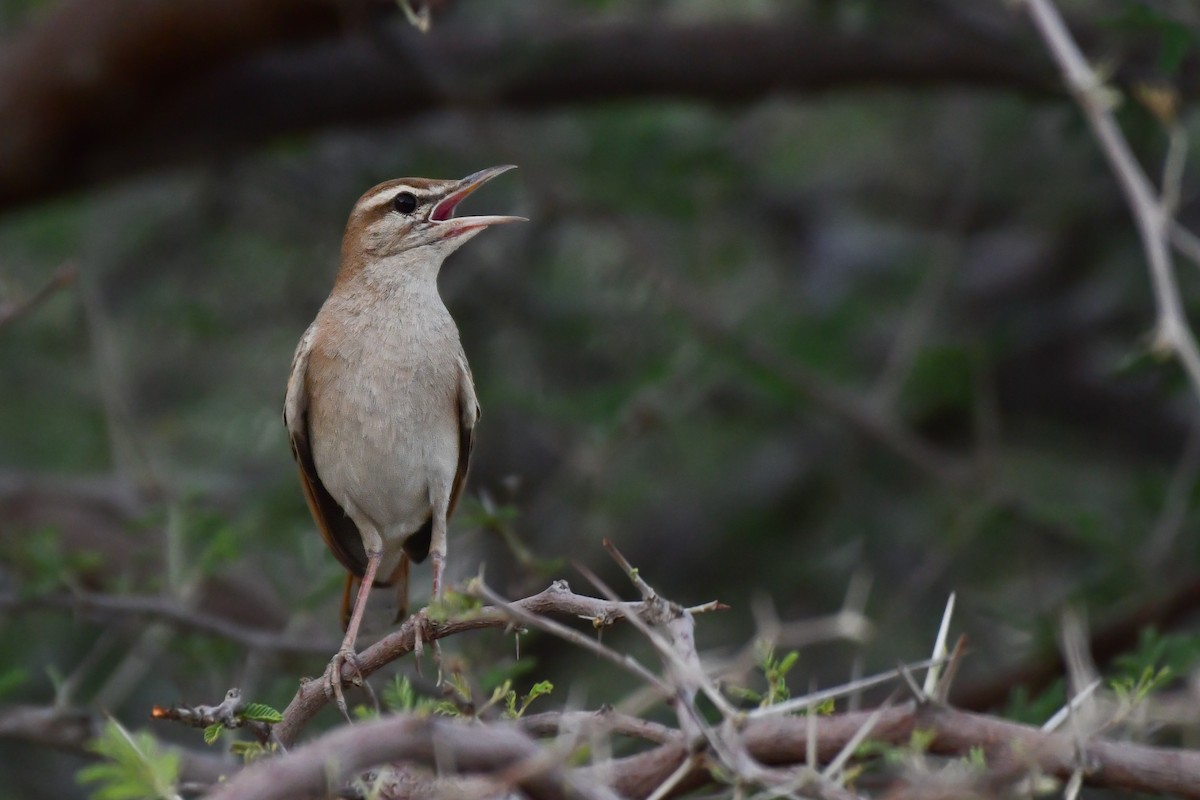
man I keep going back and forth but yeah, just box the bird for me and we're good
[283,165,524,709]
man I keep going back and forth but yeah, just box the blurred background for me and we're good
[4,0,1200,796]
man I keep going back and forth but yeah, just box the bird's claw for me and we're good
[323,646,363,720]
[410,609,445,686]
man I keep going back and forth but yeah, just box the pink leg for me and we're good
[340,550,381,653]
[326,549,381,717]
[431,552,445,600]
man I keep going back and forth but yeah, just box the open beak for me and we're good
[429,165,526,237]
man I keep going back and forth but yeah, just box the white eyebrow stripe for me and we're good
[358,185,438,215]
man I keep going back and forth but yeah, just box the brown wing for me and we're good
[289,425,371,578]
[449,385,477,523]
[283,325,373,581]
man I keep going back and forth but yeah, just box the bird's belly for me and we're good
[308,356,461,552]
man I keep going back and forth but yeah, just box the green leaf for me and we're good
[909,728,936,752]
[230,740,272,763]
[352,704,378,720]
[382,675,416,713]
[431,700,460,716]
[78,719,179,800]
[726,685,762,703]
[241,703,283,723]
[776,651,799,678]
[202,724,222,746]
[515,680,554,718]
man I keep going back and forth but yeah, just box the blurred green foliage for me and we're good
[3,0,1200,796]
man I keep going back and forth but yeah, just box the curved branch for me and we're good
[208,714,617,800]
[0,4,1055,213]
[603,703,1200,799]
[215,699,1200,799]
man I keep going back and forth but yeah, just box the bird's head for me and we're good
[339,165,524,283]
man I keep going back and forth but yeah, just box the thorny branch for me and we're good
[1020,0,1200,404]
[204,564,1200,799]
[273,579,725,747]
[10,560,1200,798]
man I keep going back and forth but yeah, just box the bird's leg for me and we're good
[428,508,449,685]
[325,547,381,720]
[390,553,411,623]
[340,574,357,631]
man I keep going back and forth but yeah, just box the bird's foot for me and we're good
[323,646,365,721]
[410,609,445,686]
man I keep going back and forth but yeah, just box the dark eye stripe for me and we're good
[359,186,433,216]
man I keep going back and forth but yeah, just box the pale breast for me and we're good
[305,297,465,544]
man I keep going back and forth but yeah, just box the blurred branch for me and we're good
[0,264,75,329]
[217,693,1200,799]
[1020,0,1200,404]
[29,560,1200,798]
[0,590,336,656]
[0,3,1061,213]
[657,265,975,487]
[209,714,619,800]
[606,701,1200,798]
[0,704,228,785]
[518,709,680,745]
[951,573,1200,711]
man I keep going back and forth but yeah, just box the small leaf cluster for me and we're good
[78,720,180,800]
[728,641,801,708]
[201,702,283,746]
[372,673,554,721]
[1107,628,1197,712]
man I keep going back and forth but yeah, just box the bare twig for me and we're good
[745,656,943,720]
[473,579,675,697]
[1021,0,1200,401]
[922,592,956,697]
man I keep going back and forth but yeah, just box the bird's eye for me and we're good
[392,192,418,214]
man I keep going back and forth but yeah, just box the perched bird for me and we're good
[284,165,523,707]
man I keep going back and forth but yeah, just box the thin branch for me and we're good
[0,264,76,328]
[0,590,337,656]
[922,592,956,696]
[744,656,943,720]
[519,709,680,745]
[1021,0,1200,401]
[656,262,973,486]
[473,579,675,698]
